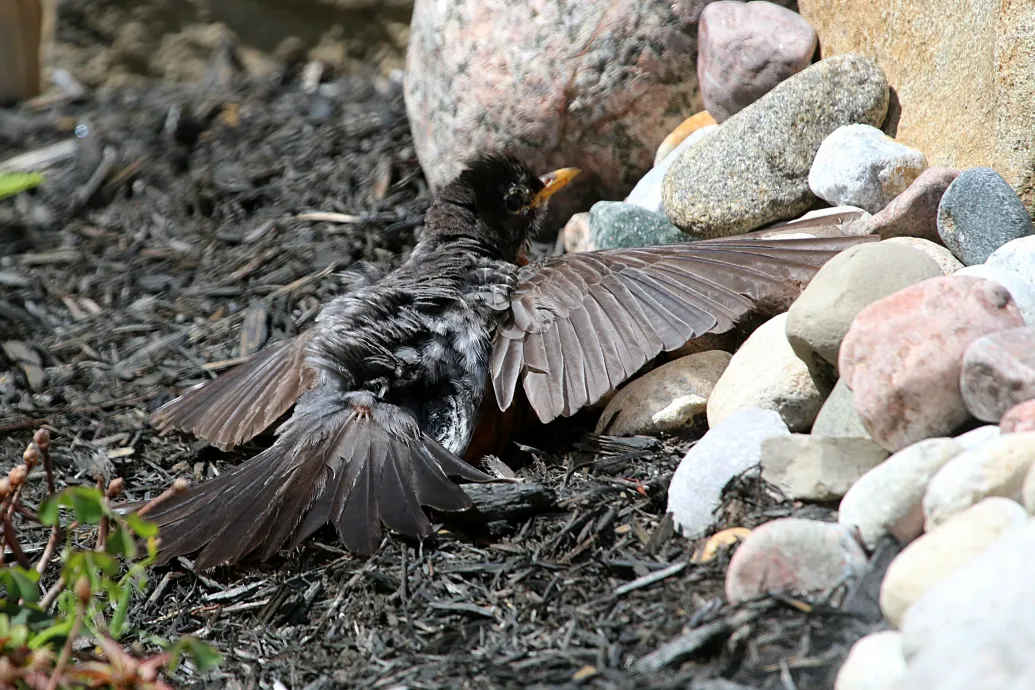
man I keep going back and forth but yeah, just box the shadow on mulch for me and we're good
[1,56,887,689]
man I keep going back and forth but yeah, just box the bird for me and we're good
[140,152,873,570]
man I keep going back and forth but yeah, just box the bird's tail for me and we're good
[137,391,491,570]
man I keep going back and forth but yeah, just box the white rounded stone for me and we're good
[884,237,963,275]
[923,432,1035,529]
[839,437,964,550]
[880,497,1028,628]
[667,407,789,538]
[808,124,928,214]
[835,631,907,690]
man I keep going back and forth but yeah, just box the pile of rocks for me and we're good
[405,1,1035,687]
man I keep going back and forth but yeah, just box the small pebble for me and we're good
[626,125,717,214]
[842,166,959,242]
[880,497,1027,627]
[808,124,928,213]
[725,518,868,602]
[937,167,1035,265]
[595,350,731,436]
[588,201,694,250]
[654,111,717,166]
[812,378,872,439]
[834,631,907,690]
[839,438,964,550]
[562,212,591,253]
[839,276,1024,451]
[697,1,817,122]
[708,313,824,432]
[922,431,1035,529]
[960,326,1035,422]
[1002,399,1035,433]
[786,241,942,378]
[883,237,962,275]
[956,263,1035,325]
[663,54,889,238]
[901,519,1035,658]
[667,407,789,539]
[760,434,889,501]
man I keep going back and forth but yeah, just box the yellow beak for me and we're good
[532,167,581,208]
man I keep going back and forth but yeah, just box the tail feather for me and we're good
[140,391,492,569]
[151,333,315,451]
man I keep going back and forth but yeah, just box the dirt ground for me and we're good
[1,14,887,689]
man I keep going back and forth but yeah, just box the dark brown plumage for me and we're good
[138,152,875,569]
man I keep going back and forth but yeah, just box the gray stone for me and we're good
[697,1,817,122]
[839,438,963,550]
[813,378,871,439]
[786,241,942,377]
[589,201,696,250]
[961,327,1035,422]
[595,350,731,436]
[662,54,889,238]
[808,124,928,214]
[667,407,789,538]
[937,167,1035,266]
[761,434,889,501]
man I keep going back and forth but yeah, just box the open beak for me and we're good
[531,167,581,208]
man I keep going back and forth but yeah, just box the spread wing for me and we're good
[491,235,876,423]
[151,332,316,450]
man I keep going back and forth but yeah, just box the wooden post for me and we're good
[0,0,42,106]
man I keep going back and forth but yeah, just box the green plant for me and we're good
[0,429,220,689]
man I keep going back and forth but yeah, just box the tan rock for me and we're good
[707,313,825,432]
[595,350,731,436]
[797,0,1035,215]
[761,434,889,501]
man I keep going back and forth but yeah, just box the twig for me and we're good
[613,560,689,597]
[0,139,78,173]
[45,605,83,690]
[39,577,65,610]
[295,211,362,224]
[135,478,189,518]
[74,145,118,207]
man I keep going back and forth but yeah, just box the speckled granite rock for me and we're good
[937,167,1034,266]
[405,0,714,228]
[662,54,889,238]
[697,1,817,122]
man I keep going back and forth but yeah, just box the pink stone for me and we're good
[405,0,712,228]
[843,166,960,242]
[961,327,1035,422]
[697,1,817,123]
[725,518,867,603]
[840,276,1025,452]
[1002,400,1035,433]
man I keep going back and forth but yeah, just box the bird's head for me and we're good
[439,153,580,262]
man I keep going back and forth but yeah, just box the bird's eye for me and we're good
[504,193,524,213]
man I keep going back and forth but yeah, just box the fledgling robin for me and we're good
[142,153,872,569]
